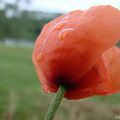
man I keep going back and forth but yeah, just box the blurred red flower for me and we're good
[33,5,120,99]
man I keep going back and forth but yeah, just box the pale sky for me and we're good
[1,0,120,13]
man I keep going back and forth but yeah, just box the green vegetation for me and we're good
[0,9,55,40]
[0,44,120,120]
[0,0,61,41]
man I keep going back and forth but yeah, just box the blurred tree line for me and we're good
[0,0,61,41]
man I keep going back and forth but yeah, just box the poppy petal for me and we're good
[96,46,120,95]
[65,55,110,99]
[32,6,120,97]
[65,46,120,99]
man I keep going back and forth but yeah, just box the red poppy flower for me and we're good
[32,5,120,99]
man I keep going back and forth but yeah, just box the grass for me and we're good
[0,44,120,120]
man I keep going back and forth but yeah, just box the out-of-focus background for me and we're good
[0,0,120,120]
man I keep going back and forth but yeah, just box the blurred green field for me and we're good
[0,44,120,120]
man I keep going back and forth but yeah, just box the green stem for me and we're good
[44,86,66,120]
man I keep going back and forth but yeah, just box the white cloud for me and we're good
[28,0,120,12]
[2,0,120,13]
